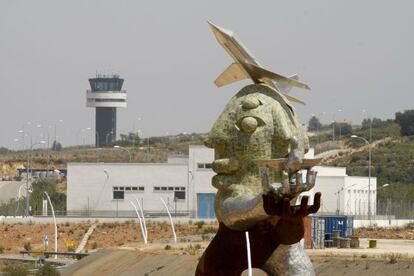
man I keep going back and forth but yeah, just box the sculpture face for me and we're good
[205,84,309,222]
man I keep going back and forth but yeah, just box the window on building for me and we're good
[154,186,185,192]
[197,163,213,169]
[113,187,119,191]
[113,191,124,200]
[126,187,132,191]
[138,187,144,191]
[132,187,138,191]
[174,191,186,200]
[119,187,125,191]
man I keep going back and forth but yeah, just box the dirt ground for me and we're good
[2,221,414,275]
[61,247,414,276]
[355,226,414,240]
[0,220,218,253]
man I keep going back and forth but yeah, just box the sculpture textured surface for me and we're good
[195,84,321,276]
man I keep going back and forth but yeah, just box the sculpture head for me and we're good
[205,84,309,221]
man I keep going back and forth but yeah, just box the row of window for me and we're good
[113,186,144,192]
[113,190,186,200]
[197,163,212,169]
[88,99,126,103]
[154,186,186,192]
[347,190,376,194]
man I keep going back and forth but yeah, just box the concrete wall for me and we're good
[67,163,188,214]
[0,181,25,204]
[344,176,377,216]
[354,219,414,228]
[188,145,215,217]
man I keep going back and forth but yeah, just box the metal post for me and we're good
[368,141,372,224]
[134,196,147,239]
[245,231,252,276]
[128,200,147,244]
[44,192,57,259]
[160,197,177,243]
[113,145,132,162]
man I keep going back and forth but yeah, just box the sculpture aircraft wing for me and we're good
[208,21,310,105]
[215,63,249,87]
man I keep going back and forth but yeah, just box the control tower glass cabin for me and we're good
[86,74,127,147]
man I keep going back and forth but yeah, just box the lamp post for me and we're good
[113,145,132,162]
[83,127,92,146]
[25,140,46,216]
[54,119,63,145]
[19,122,32,150]
[351,135,371,224]
[37,124,51,173]
[95,131,100,148]
[44,191,58,259]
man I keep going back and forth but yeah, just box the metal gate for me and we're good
[197,193,216,219]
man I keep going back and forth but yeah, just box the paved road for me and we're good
[0,181,24,204]
[308,238,414,257]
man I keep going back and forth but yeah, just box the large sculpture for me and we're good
[195,23,322,276]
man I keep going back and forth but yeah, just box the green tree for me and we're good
[395,110,414,136]
[308,116,322,132]
[361,117,385,129]
[29,179,66,214]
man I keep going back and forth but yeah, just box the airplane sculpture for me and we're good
[208,21,310,105]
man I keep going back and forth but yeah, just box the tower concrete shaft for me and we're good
[86,74,126,147]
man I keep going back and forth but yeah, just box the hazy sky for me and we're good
[1,0,413,149]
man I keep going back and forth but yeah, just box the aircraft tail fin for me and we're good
[214,63,248,87]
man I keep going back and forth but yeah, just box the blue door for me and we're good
[197,193,216,219]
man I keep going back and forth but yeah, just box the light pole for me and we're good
[25,140,46,216]
[351,135,372,224]
[37,124,51,173]
[19,122,32,150]
[84,127,92,146]
[113,145,132,162]
[54,119,63,145]
[95,131,100,148]
[337,109,343,140]
[44,191,58,259]
[132,117,142,148]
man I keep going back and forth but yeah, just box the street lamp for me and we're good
[351,135,372,224]
[44,191,58,259]
[25,140,46,217]
[113,145,132,162]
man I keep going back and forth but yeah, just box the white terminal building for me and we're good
[67,146,376,218]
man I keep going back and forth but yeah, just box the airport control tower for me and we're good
[86,74,127,147]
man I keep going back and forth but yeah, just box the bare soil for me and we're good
[0,221,218,253]
[355,226,414,240]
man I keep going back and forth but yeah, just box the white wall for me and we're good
[354,219,414,228]
[67,163,188,214]
[188,145,215,217]
[344,176,377,216]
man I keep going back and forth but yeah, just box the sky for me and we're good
[0,0,413,149]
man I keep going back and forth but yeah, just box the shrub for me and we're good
[91,242,98,249]
[23,242,31,251]
[203,227,217,234]
[195,221,204,229]
[164,244,172,250]
[2,262,29,276]
[35,262,60,276]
